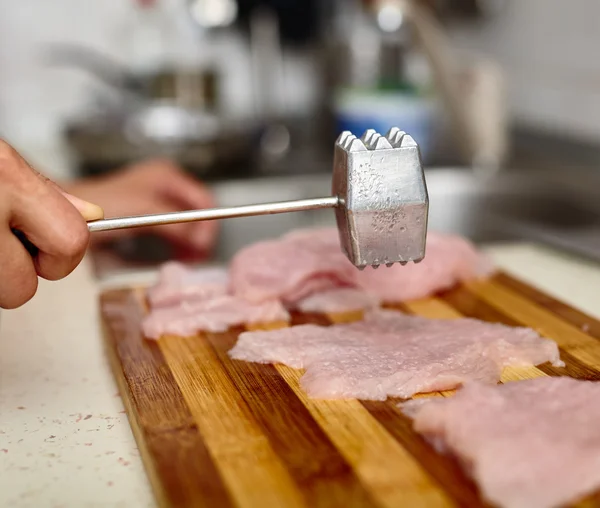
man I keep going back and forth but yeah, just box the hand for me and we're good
[0,140,104,309]
[63,159,218,259]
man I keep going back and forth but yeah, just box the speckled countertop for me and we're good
[2,242,600,507]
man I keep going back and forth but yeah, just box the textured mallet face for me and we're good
[332,128,429,269]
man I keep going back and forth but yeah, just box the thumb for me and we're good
[60,191,105,221]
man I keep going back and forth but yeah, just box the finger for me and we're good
[160,167,217,210]
[9,170,91,281]
[102,194,216,253]
[0,228,38,309]
[159,185,219,251]
[160,171,219,247]
[171,243,212,263]
[151,212,217,253]
[185,220,219,252]
[89,223,217,257]
[93,220,217,254]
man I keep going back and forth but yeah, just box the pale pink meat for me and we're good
[401,378,600,508]
[146,262,229,308]
[355,232,495,302]
[142,296,289,339]
[228,227,492,305]
[295,288,380,314]
[228,310,562,400]
[228,230,356,304]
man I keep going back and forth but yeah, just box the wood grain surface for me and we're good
[100,272,600,508]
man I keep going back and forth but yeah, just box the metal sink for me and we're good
[211,167,600,263]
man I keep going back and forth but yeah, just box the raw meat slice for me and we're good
[146,262,229,308]
[283,275,352,305]
[295,288,380,315]
[228,230,356,304]
[229,227,492,306]
[228,310,562,400]
[355,232,495,302]
[142,296,289,339]
[400,378,600,508]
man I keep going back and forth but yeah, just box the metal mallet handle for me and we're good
[87,196,340,233]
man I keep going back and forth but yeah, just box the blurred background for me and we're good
[3,0,600,279]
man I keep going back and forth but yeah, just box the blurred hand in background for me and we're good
[64,159,218,260]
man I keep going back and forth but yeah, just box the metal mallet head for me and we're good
[332,127,429,269]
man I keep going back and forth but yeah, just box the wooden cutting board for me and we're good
[99,272,600,508]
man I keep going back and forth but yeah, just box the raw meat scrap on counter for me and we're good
[142,295,290,339]
[228,310,562,400]
[401,377,600,508]
[229,227,493,307]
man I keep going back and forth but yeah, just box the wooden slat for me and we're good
[357,301,483,503]
[444,282,600,380]
[283,298,454,507]
[277,366,453,508]
[101,290,234,508]
[404,298,465,320]
[495,272,600,340]
[360,400,488,508]
[203,331,381,508]
[466,279,600,361]
[360,298,523,504]
[290,311,332,327]
[158,334,306,508]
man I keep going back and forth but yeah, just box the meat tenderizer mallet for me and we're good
[87,127,429,269]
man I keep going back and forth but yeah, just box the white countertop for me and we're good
[2,242,600,508]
